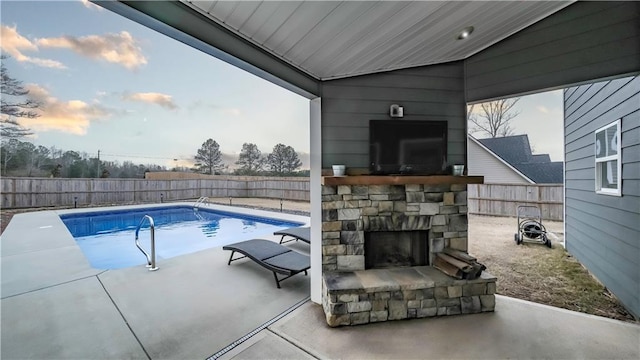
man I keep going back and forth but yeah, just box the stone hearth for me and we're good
[320,176,495,327]
[322,267,496,326]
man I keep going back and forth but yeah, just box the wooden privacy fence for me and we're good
[468,183,564,221]
[0,177,310,209]
[2,178,563,220]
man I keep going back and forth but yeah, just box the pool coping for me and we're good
[55,202,310,271]
[55,201,311,226]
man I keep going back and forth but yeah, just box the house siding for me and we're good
[467,139,530,184]
[564,75,640,318]
[465,1,640,103]
[320,61,466,168]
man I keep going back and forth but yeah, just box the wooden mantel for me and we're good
[321,175,484,186]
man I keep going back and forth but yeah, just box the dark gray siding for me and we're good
[564,75,640,318]
[466,1,640,103]
[320,62,466,169]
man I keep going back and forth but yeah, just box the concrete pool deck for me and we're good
[1,203,311,359]
[2,201,639,359]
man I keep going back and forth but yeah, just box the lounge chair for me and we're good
[274,226,311,244]
[223,239,310,288]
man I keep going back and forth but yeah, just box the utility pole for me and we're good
[97,150,100,178]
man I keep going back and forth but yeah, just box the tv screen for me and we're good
[369,120,447,175]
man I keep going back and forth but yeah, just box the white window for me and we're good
[595,119,621,196]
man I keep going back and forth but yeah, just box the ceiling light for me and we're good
[457,26,474,40]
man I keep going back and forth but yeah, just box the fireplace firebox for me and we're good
[364,231,428,269]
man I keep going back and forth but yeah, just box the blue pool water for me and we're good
[60,206,303,270]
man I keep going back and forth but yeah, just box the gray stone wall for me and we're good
[321,183,468,271]
[322,267,496,327]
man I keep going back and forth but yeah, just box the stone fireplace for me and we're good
[321,175,496,327]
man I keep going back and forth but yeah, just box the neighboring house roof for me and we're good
[516,162,564,183]
[531,154,551,163]
[476,135,532,164]
[473,134,564,184]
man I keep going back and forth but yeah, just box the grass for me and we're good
[469,214,636,323]
[502,245,631,318]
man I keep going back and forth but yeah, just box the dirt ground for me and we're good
[468,214,636,323]
[1,208,24,234]
[1,205,636,323]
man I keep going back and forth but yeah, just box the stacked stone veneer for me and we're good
[322,267,496,327]
[321,181,496,326]
[321,183,469,270]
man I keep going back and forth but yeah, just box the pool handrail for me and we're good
[135,215,158,271]
[194,196,210,208]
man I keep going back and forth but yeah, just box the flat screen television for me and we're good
[369,120,447,175]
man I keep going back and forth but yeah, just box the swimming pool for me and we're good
[60,205,304,270]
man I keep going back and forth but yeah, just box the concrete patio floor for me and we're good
[2,202,639,359]
[227,296,639,360]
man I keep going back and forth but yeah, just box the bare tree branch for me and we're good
[468,98,520,138]
[1,118,33,138]
[1,56,40,140]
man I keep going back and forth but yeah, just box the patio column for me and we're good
[309,97,323,304]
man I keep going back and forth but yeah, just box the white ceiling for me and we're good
[183,1,574,80]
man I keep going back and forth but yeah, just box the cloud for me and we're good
[36,31,147,70]
[0,25,66,69]
[18,84,111,135]
[1,25,145,70]
[537,105,549,114]
[122,92,178,110]
[223,108,241,117]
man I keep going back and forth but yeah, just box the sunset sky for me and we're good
[1,0,310,168]
[1,0,564,170]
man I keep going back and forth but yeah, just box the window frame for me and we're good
[594,119,622,196]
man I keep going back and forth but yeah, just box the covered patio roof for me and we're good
[97,0,574,98]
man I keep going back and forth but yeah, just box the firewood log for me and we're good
[442,248,477,263]
[433,256,464,279]
[436,253,473,272]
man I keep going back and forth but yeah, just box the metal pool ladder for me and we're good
[135,215,158,271]
[194,196,210,208]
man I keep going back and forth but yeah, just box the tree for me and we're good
[1,118,33,139]
[15,141,36,176]
[1,56,38,140]
[194,138,225,175]
[51,164,62,178]
[33,145,51,173]
[468,98,520,138]
[235,143,264,175]
[1,138,20,174]
[266,143,302,175]
[0,137,171,178]
[64,151,87,178]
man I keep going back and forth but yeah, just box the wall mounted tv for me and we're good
[369,120,448,175]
